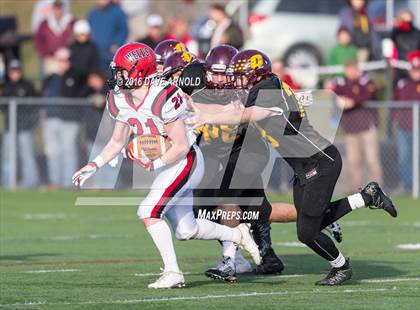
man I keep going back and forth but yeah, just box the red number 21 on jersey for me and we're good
[171,93,183,110]
[127,118,159,135]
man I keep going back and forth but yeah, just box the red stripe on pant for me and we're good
[150,151,194,218]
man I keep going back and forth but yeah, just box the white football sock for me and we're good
[329,252,346,268]
[195,219,241,243]
[348,193,366,210]
[146,220,180,273]
[222,241,237,260]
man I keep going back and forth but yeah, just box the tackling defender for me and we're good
[188,49,398,285]
[178,45,285,280]
[178,45,343,281]
[72,43,261,289]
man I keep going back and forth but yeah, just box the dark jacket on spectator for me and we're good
[69,40,101,80]
[391,23,420,62]
[391,24,420,82]
[1,78,38,131]
[87,3,128,69]
[34,13,74,58]
[42,68,85,121]
[334,74,378,134]
[392,77,420,130]
[338,6,380,59]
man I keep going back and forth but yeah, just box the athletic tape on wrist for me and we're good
[92,155,105,168]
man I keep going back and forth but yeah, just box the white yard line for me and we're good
[23,213,67,220]
[397,243,420,250]
[23,269,80,274]
[361,277,420,283]
[2,234,134,242]
[0,287,405,308]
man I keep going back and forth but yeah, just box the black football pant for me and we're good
[293,146,353,262]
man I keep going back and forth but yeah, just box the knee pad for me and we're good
[175,222,198,240]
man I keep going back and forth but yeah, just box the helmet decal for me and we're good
[125,47,151,63]
[174,43,186,52]
[181,51,194,62]
[250,54,263,69]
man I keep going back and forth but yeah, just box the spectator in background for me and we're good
[338,0,380,62]
[324,27,358,90]
[334,60,382,189]
[391,9,420,82]
[166,17,199,55]
[327,27,358,73]
[118,0,150,41]
[392,50,420,194]
[0,60,39,188]
[87,0,128,72]
[34,0,74,77]
[31,0,70,33]
[209,4,243,50]
[272,58,300,90]
[70,19,100,83]
[42,48,81,188]
[136,14,165,50]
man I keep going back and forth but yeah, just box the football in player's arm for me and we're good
[73,43,262,289]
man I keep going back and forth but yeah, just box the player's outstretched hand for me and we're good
[185,101,206,129]
[72,163,98,187]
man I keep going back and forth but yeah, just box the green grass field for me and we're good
[0,191,419,309]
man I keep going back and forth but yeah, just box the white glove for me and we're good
[72,163,98,187]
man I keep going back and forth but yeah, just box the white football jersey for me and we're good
[106,81,196,146]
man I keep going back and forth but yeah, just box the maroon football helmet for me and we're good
[162,51,199,78]
[204,44,238,89]
[229,49,271,89]
[154,40,187,65]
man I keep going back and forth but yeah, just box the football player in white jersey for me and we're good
[72,43,260,289]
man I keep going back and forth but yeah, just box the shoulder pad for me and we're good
[106,91,120,118]
[150,84,179,119]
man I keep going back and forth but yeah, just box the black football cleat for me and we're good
[205,256,237,282]
[254,248,285,274]
[316,259,352,286]
[251,222,285,274]
[362,182,398,218]
[325,222,343,243]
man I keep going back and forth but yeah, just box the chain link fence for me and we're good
[0,97,418,197]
